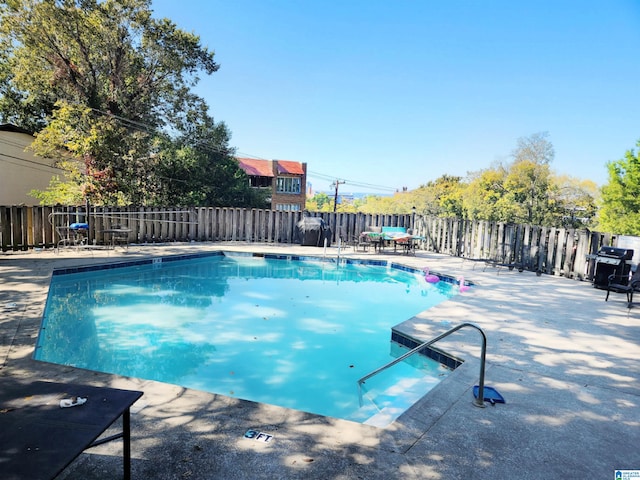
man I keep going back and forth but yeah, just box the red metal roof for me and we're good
[276,160,305,175]
[236,158,274,177]
[237,158,305,177]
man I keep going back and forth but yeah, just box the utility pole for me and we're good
[331,180,345,212]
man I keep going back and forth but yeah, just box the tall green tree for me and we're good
[550,175,598,228]
[512,131,555,165]
[306,192,332,211]
[0,0,258,206]
[458,133,595,227]
[503,158,553,224]
[507,132,555,224]
[462,166,516,221]
[598,140,640,234]
[413,175,465,217]
[461,132,556,225]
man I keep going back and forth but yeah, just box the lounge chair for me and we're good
[605,268,640,308]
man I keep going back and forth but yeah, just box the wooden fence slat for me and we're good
[541,228,550,272]
[201,207,209,241]
[553,228,567,276]
[31,206,41,247]
[564,229,576,277]
[0,207,9,251]
[247,209,255,242]
[219,207,227,241]
[513,224,523,266]
[463,220,472,257]
[545,228,555,273]
[483,221,491,259]
[472,221,482,258]
[452,218,460,256]
[522,224,531,266]
[496,222,505,262]
[529,226,540,271]
[11,206,20,249]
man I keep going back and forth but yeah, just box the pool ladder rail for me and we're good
[358,322,488,408]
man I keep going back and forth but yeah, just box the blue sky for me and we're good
[151,0,640,194]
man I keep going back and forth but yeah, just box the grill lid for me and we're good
[597,256,623,265]
[597,246,634,260]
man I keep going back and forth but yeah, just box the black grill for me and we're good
[294,217,332,247]
[593,247,634,289]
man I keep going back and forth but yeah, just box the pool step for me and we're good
[353,374,442,426]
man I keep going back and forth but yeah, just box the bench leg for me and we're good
[123,407,132,480]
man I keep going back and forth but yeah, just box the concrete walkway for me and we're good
[1,242,639,479]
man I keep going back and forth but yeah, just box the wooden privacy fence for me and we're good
[413,216,619,281]
[0,205,625,282]
[0,205,413,251]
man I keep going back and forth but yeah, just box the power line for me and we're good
[5,101,407,194]
[26,108,404,193]
[307,170,398,193]
[215,152,400,193]
[0,137,34,150]
[88,107,158,134]
[0,152,66,174]
[85,110,404,192]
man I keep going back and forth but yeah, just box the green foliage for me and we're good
[312,132,598,229]
[598,140,640,235]
[306,192,333,212]
[413,175,464,217]
[357,194,409,214]
[28,160,85,205]
[551,175,599,229]
[457,132,598,227]
[1,0,259,207]
[503,160,552,224]
[503,132,555,224]
[462,167,514,221]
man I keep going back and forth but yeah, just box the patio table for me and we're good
[102,227,132,249]
[0,380,143,480]
[361,231,423,254]
[360,231,385,251]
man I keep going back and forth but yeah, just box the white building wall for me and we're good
[0,129,61,205]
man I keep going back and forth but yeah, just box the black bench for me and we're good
[0,380,143,480]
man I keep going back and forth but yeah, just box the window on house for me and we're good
[249,176,272,188]
[276,176,301,194]
[276,204,301,211]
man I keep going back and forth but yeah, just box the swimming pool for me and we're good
[36,252,459,426]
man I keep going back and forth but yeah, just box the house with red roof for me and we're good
[236,158,307,211]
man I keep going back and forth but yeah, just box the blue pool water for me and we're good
[36,252,458,426]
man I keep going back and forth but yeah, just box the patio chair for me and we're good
[335,225,371,252]
[336,225,359,251]
[352,233,372,252]
[56,222,89,250]
[605,268,640,308]
[363,225,385,251]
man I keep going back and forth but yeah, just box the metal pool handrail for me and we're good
[357,322,487,408]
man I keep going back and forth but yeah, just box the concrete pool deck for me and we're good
[1,242,639,479]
